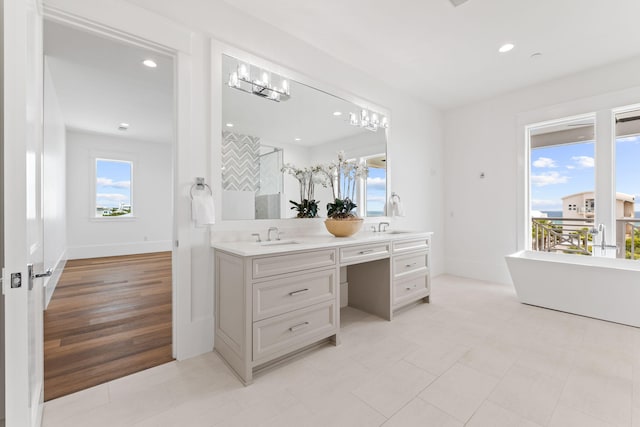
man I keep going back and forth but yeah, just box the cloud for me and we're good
[618,135,640,144]
[571,156,594,168]
[96,193,128,202]
[531,199,562,210]
[566,165,575,170]
[367,196,387,203]
[530,171,569,187]
[366,177,386,191]
[532,157,557,168]
[97,177,131,188]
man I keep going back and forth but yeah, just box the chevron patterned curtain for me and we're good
[222,131,260,191]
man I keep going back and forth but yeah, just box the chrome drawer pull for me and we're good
[358,249,374,255]
[289,321,310,332]
[405,262,417,268]
[289,288,309,296]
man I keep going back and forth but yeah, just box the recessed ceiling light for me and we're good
[530,52,542,59]
[294,137,301,141]
[333,111,342,116]
[498,43,515,53]
[142,59,157,68]
[226,123,234,127]
[118,123,129,130]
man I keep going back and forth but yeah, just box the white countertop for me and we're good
[211,231,432,257]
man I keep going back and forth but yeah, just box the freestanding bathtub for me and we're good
[505,250,640,327]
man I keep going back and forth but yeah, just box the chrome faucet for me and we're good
[378,222,390,232]
[598,223,606,250]
[267,227,279,241]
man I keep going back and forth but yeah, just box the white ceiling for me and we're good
[44,21,174,143]
[220,0,640,109]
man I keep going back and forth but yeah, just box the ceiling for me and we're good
[44,20,174,143]
[220,0,640,109]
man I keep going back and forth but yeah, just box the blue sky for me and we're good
[366,166,386,214]
[96,159,132,208]
[531,135,640,211]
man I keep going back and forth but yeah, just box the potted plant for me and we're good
[281,164,322,218]
[320,151,368,237]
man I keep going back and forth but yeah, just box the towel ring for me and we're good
[190,177,212,199]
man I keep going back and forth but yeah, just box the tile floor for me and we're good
[42,275,640,426]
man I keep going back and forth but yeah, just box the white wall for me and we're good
[43,59,67,307]
[65,130,172,259]
[444,55,640,284]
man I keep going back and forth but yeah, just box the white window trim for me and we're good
[90,151,138,221]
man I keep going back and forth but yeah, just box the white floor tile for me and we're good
[419,363,498,423]
[383,398,462,427]
[41,275,640,427]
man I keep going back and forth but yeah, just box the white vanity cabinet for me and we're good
[215,248,339,385]
[392,236,430,308]
[213,232,432,384]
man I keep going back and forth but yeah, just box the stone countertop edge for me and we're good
[211,231,433,257]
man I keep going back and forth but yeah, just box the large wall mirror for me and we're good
[221,54,388,220]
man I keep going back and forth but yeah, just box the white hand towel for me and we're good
[388,196,405,217]
[192,193,216,226]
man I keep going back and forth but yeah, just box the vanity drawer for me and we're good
[253,249,336,279]
[393,275,429,307]
[393,251,428,280]
[253,300,336,362]
[253,268,336,321]
[392,237,430,254]
[340,243,390,265]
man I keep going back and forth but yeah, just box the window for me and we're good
[95,158,133,217]
[529,116,595,254]
[365,154,386,217]
[615,108,640,258]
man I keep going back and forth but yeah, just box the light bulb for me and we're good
[261,71,270,87]
[349,112,359,126]
[281,79,289,95]
[228,72,239,88]
[238,63,249,80]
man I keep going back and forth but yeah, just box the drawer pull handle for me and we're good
[289,288,309,296]
[405,262,417,268]
[358,249,374,255]
[405,286,416,290]
[289,321,310,332]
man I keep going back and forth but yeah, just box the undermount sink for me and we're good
[258,239,300,246]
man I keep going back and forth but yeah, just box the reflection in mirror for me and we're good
[221,54,387,220]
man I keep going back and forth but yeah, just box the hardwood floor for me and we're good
[44,252,174,401]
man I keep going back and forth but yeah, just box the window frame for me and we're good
[91,155,136,221]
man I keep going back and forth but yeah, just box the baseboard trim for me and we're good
[66,240,172,260]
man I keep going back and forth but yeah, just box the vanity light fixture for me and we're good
[228,61,290,102]
[142,59,157,68]
[498,43,515,53]
[349,109,388,132]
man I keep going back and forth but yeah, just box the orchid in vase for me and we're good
[281,163,324,218]
[321,151,369,220]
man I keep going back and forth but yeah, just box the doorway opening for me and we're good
[42,19,175,400]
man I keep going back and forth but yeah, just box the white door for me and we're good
[3,0,45,425]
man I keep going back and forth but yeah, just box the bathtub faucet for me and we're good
[595,223,619,253]
[598,223,606,250]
